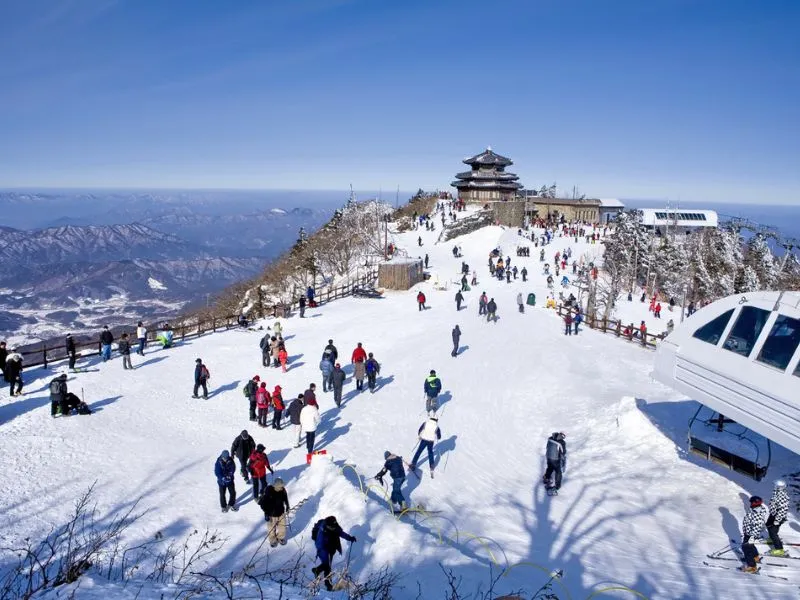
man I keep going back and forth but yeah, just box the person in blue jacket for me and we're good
[311,516,356,591]
[423,370,442,415]
[319,357,333,393]
[214,450,238,513]
[375,451,407,511]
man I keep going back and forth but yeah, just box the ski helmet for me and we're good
[384,450,391,459]
[749,496,763,507]
[775,479,787,489]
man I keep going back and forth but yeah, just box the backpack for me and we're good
[259,336,269,350]
[243,385,249,397]
[322,348,333,361]
[77,402,92,415]
[311,519,325,543]
[49,380,61,395]
[201,366,210,379]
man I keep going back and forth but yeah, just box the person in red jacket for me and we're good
[256,383,271,428]
[417,291,426,311]
[247,443,273,501]
[654,303,662,319]
[272,385,285,430]
[352,342,367,391]
[278,347,288,372]
[351,342,367,364]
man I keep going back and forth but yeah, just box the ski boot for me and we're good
[767,549,787,557]
[739,565,759,574]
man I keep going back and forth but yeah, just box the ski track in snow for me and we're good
[1,210,797,599]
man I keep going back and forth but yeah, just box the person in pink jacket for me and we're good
[256,382,271,428]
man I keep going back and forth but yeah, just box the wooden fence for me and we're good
[555,304,664,349]
[18,269,379,371]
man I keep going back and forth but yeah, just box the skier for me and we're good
[5,349,23,396]
[521,266,527,282]
[542,432,567,493]
[741,495,769,573]
[319,356,333,393]
[230,430,256,484]
[65,333,77,371]
[271,385,284,429]
[256,382,271,428]
[410,415,441,478]
[424,370,442,415]
[478,292,487,316]
[214,450,237,513]
[244,375,259,421]
[247,443,273,501]
[288,393,305,448]
[49,373,68,418]
[486,298,497,323]
[455,290,464,311]
[259,332,271,367]
[119,333,132,369]
[766,480,790,556]
[100,326,114,362]
[417,291,427,311]
[311,516,357,592]
[300,397,321,455]
[331,363,346,407]
[517,292,524,313]
[136,321,147,356]
[259,478,290,547]
[365,353,381,392]
[193,358,210,399]
[352,343,367,391]
[375,451,407,511]
[451,325,461,357]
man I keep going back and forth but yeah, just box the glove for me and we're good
[269,468,275,475]
[351,537,357,543]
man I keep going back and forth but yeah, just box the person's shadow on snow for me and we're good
[719,505,741,544]
[455,345,469,356]
[375,374,394,391]
[437,435,457,472]
[436,390,453,409]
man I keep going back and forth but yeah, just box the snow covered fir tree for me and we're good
[2,195,800,600]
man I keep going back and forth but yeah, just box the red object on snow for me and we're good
[306,449,328,465]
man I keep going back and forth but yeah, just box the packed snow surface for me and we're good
[1,212,797,599]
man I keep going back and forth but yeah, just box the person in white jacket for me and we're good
[300,400,321,454]
[136,321,147,356]
[409,416,441,478]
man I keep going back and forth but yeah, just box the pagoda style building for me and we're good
[451,147,523,203]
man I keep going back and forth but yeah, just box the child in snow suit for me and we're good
[376,451,407,510]
[365,353,380,391]
[193,359,209,399]
[741,495,769,572]
[256,383,271,428]
[766,480,790,556]
[543,432,567,491]
[259,478,290,547]
[312,516,356,591]
[410,416,441,477]
[247,443,273,501]
[271,385,284,429]
[214,451,237,512]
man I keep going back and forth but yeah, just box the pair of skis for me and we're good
[703,539,794,580]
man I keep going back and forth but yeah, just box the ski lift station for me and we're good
[652,291,800,479]
[639,208,718,234]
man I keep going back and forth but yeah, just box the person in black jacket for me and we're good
[311,516,356,591]
[50,374,68,417]
[230,430,256,483]
[258,478,290,547]
[100,326,114,362]
[65,334,77,371]
[542,432,567,492]
[330,364,346,408]
[0,340,7,380]
[288,394,304,448]
[5,350,23,396]
[376,451,407,511]
[451,325,461,357]
[244,375,260,421]
[118,333,132,370]
[193,359,209,399]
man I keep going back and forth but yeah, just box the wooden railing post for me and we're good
[212,318,216,332]
[42,344,47,368]
[181,326,185,340]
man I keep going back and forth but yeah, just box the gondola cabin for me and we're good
[652,291,800,478]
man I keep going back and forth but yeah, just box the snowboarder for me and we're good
[521,267,527,282]
[193,358,210,399]
[244,375,260,421]
[256,382,271,428]
[311,516,356,591]
[352,343,367,391]
[410,416,441,478]
[376,451,407,511]
[271,385,284,429]
[331,363,346,407]
[417,291,427,311]
[766,480,789,556]
[259,478,290,547]
[365,353,380,392]
[517,292,524,314]
[118,333,132,369]
[741,495,769,572]
[65,333,77,371]
[5,349,23,396]
[288,394,304,448]
[247,443,273,501]
[543,432,567,493]
[424,370,442,415]
[49,373,68,417]
[214,450,237,513]
[300,398,321,455]
[486,298,497,323]
[230,430,256,484]
[455,290,464,311]
[478,292,487,316]
[319,356,333,393]
[136,321,147,356]
[100,326,114,362]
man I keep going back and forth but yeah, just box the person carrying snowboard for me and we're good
[766,480,790,556]
[451,325,461,357]
[214,450,237,513]
[424,370,442,415]
[256,382,271,428]
[331,363,346,407]
[741,495,769,573]
[410,416,441,478]
[192,359,210,399]
[311,516,357,592]
[376,451,407,511]
[365,353,380,392]
[247,443,273,501]
[271,385,284,429]
[230,430,256,484]
[244,375,260,421]
[543,432,567,493]
[259,478,290,547]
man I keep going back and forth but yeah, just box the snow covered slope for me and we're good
[1,213,797,599]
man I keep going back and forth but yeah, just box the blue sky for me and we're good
[0,0,798,204]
